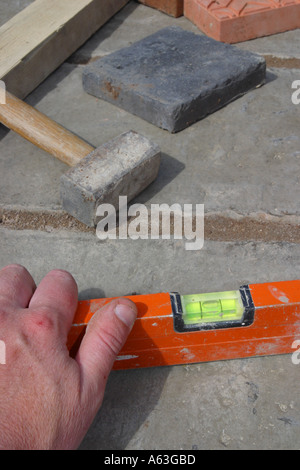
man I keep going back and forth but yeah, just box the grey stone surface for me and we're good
[1,229,299,299]
[0,228,299,449]
[83,26,266,132]
[61,131,161,226]
[1,64,299,218]
[1,0,300,452]
[70,2,199,61]
[237,29,300,59]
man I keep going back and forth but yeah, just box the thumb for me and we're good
[75,298,137,406]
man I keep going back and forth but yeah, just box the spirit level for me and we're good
[67,280,300,369]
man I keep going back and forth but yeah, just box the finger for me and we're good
[76,298,137,408]
[0,264,36,310]
[28,269,78,338]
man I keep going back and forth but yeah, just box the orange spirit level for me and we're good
[67,280,300,369]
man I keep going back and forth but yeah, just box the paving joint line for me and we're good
[263,55,300,69]
[0,207,299,244]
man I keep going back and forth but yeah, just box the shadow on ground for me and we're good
[79,364,169,450]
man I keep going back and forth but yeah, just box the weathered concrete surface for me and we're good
[83,26,266,132]
[238,29,300,59]
[0,64,299,218]
[1,229,299,298]
[0,0,300,452]
[0,228,299,449]
[69,2,300,61]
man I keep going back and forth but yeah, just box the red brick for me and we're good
[138,0,184,17]
[184,0,300,43]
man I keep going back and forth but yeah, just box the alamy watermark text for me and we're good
[96,197,204,251]
[291,80,300,105]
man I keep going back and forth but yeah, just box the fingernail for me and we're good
[115,303,137,329]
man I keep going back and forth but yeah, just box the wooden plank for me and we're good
[0,0,129,98]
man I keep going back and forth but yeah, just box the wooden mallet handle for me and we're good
[0,91,94,166]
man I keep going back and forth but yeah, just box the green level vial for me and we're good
[181,290,244,325]
[171,286,255,332]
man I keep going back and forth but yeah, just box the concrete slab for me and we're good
[0,227,299,449]
[1,229,299,298]
[1,63,299,218]
[67,2,197,62]
[82,26,266,132]
[237,29,300,59]
[0,0,300,452]
[69,2,300,60]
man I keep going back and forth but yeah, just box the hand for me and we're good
[0,264,137,449]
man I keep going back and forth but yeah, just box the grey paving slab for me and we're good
[237,29,300,59]
[1,2,299,220]
[83,26,266,132]
[69,2,199,61]
[71,2,300,61]
[1,64,299,218]
[94,354,300,450]
[0,0,300,453]
[0,228,299,296]
[0,228,299,449]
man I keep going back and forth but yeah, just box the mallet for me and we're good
[0,91,161,226]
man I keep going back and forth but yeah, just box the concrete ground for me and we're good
[1,0,300,450]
